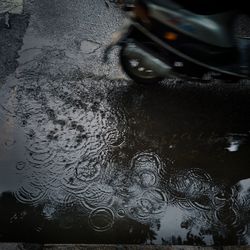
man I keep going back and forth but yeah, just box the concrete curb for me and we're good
[1,244,250,250]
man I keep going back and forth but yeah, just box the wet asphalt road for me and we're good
[0,0,250,246]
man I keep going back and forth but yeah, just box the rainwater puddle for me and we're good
[1,46,250,246]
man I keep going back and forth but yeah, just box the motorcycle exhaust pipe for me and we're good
[123,43,172,77]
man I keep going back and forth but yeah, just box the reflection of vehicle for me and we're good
[104,0,250,84]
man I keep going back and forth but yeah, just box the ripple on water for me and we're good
[60,164,89,194]
[102,107,126,148]
[76,159,102,182]
[131,152,162,188]
[117,208,126,218]
[214,203,239,228]
[77,183,114,210]
[212,186,234,208]
[110,170,141,199]
[233,179,250,212]
[89,207,114,232]
[168,168,212,200]
[54,128,87,153]
[14,182,47,205]
[131,152,161,171]
[135,169,158,188]
[128,188,167,221]
[26,140,55,166]
[47,187,76,208]
[103,128,125,147]
[19,99,43,116]
[51,152,79,167]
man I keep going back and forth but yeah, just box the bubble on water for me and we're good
[89,207,114,232]
[117,209,126,218]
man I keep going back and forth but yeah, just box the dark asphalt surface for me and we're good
[0,0,250,246]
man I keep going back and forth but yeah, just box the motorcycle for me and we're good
[104,0,250,84]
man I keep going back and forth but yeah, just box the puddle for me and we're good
[1,52,250,245]
[1,0,250,245]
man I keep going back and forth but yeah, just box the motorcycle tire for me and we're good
[119,44,165,85]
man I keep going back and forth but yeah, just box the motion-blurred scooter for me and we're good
[104,0,250,84]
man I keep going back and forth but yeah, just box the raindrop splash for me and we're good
[89,207,114,232]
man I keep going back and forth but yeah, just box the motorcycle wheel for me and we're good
[119,43,165,85]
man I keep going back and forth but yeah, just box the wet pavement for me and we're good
[0,0,250,246]
[0,0,23,14]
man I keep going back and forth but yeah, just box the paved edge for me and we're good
[1,244,250,250]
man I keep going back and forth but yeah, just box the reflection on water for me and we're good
[226,133,247,152]
[0,49,250,245]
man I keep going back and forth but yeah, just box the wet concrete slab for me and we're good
[0,0,250,247]
[0,0,23,14]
